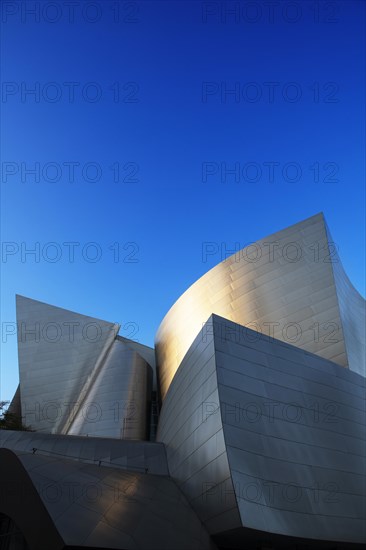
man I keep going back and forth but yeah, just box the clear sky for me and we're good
[1,0,365,401]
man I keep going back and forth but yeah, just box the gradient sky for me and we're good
[1,0,365,401]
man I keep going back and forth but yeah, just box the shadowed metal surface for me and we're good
[0,447,215,550]
[155,213,365,401]
[157,315,366,544]
[0,430,169,476]
[156,320,242,536]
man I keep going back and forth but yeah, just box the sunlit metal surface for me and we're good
[67,338,152,440]
[157,314,366,544]
[4,213,366,548]
[325,224,366,378]
[155,213,365,402]
[16,296,153,439]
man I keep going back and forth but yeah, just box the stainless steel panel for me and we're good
[156,214,365,402]
[15,296,153,440]
[0,448,213,549]
[158,315,365,543]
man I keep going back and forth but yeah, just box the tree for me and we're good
[0,401,33,431]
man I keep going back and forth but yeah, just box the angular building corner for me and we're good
[1,213,365,549]
[157,314,366,546]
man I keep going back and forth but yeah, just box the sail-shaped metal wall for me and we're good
[3,213,365,549]
[15,295,152,439]
[155,213,365,402]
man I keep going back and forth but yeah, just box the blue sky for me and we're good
[1,0,365,400]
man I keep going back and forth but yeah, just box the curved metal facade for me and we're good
[157,315,366,544]
[16,295,152,439]
[67,338,152,439]
[5,213,365,548]
[325,225,366,378]
[155,213,365,401]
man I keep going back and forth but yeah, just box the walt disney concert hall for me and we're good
[0,213,365,549]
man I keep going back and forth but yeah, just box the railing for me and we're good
[31,447,149,473]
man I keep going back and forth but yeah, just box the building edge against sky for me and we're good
[157,314,365,544]
[155,212,365,401]
[1,212,365,549]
